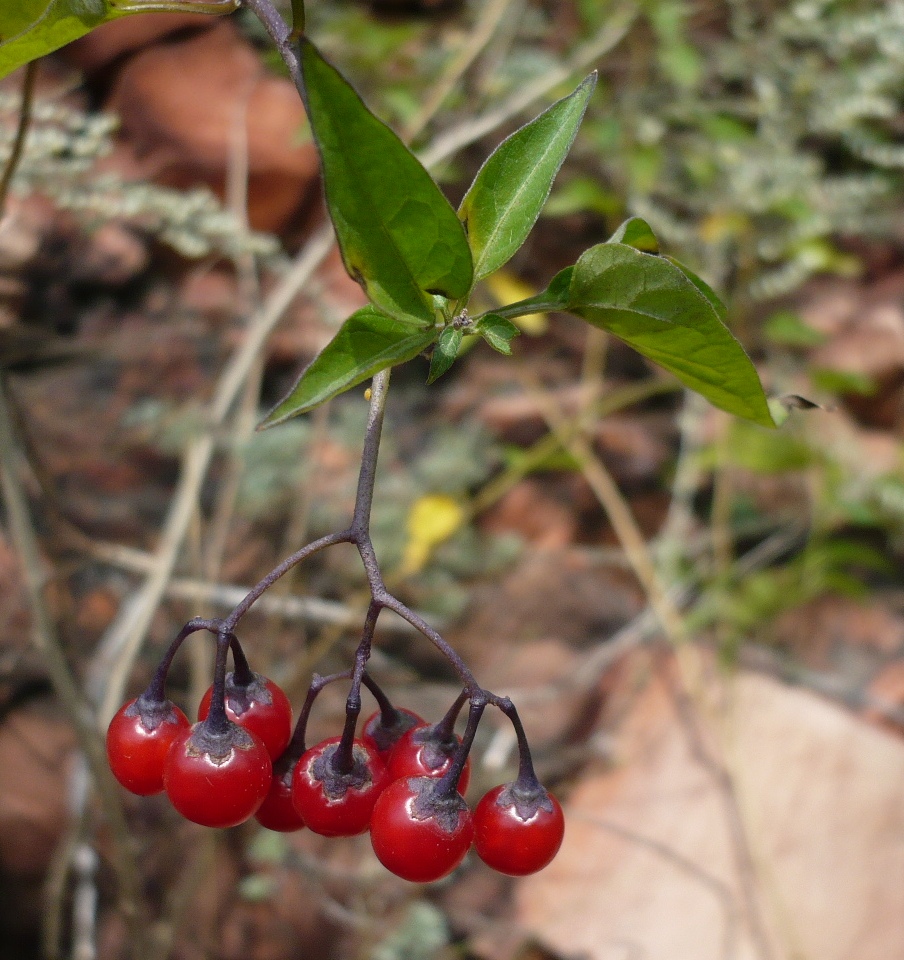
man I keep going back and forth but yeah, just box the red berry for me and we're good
[291,736,389,837]
[255,761,306,832]
[361,707,423,760]
[106,697,190,796]
[164,720,272,828]
[386,723,471,794]
[198,672,292,761]
[370,776,474,883]
[473,782,564,876]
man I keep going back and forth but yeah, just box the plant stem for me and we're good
[144,618,220,702]
[435,697,485,798]
[0,59,37,220]
[497,697,541,788]
[205,630,233,734]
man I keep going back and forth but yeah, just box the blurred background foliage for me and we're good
[4,1,904,957]
[3,0,903,674]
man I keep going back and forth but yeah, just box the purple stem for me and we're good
[205,630,233,735]
[497,697,542,790]
[435,696,486,799]
[144,617,221,703]
[281,669,351,765]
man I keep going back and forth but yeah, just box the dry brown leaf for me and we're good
[517,655,904,960]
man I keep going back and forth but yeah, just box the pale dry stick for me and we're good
[468,377,677,519]
[71,843,100,960]
[90,6,638,726]
[146,832,219,960]
[402,0,517,143]
[78,537,405,629]
[0,377,148,958]
[525,373,686,642]
[419,3,639,169]
[654,390,710,581]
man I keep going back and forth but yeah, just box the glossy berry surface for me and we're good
[386,723,471,794]
[106,697,190,796]
[473,783,564,876]
[370,776,474,882]
[164,721,272,828]
[198,672,292,761]
[361,707,423,760]
[255,763,306,832]
[292,737,389,837]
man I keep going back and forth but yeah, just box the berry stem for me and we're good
[282,670,351,765]
[498,697,543,792]
[360,671,398,726]
[435,696,486,798]
[334,602,380,774]
[205,630,234,735]
[144,617,220,703]
[227,632,254,686]
[433,688,469,742]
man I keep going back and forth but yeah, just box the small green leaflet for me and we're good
[426,325,463,383]
[566,243,776,427]
[261,306,436,427]
[299,39,473,325]
[0,0,117,79]
[459,73,597,284]
[475,314,520,355]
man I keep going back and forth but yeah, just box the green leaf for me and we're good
[475,314,520,355]
[567,243,775,426]
[260,306,436,427]
[0,0,119,78]
[607,217,660,253]
[663,255,728,322]
[459,73,597,283]
[426,326,463,383]
[492,265,574,318]
[300,39,472,324]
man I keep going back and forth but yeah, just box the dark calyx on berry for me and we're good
[131,691,184,730]
[408,775,469,833]
[186,717,260,761]
[494,778,555,820]
[413,723,459,772]
[312,741,379,798]
[223,670,272,715]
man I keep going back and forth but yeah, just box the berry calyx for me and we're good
[164,718,272,828]
[198,671,292,761]
[106,695,190,796]
[386,722,471,794]
[473,781,564,876]
[361,707,423,760]
[291,736,389,836]
[370,776,474,882]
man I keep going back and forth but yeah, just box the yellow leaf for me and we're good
[399,494,465,575]
[485,271,549,335]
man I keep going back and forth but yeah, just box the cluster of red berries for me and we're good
[106,629,564,883]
